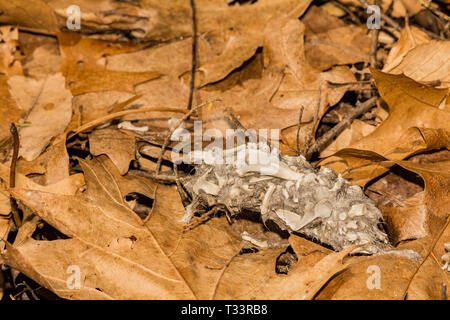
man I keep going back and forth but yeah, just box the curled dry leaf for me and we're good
[21,37,61,80]
[383,26,430,73]
[17,133,70,185]
[186,0,313,87]
[398,220,450,300]
[198,17,355,133]
[0,154,360,300]
[321,69,450,186]
[316,206,449,300]
[0,156,280,299]
[315,245,424,299]
[381,160,450,243]
[385,40,450,87]
[214,237,354,300]
[1,157,196,299]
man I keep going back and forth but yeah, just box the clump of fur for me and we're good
[182,143,390,253]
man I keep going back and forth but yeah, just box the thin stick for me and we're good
[304,96,377,160]
[369,28,380,68]
[304,86,326,160]
[304,90,321,155]
[296,105,304,155]
[155,99,220,175]
[9,123,21,228]
[9,124,18,189]
[187,0,198,110]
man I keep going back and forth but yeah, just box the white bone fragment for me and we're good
[118,121,148,132]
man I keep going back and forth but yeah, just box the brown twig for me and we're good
[304,89,321,158]
[333,0,362,25]
[9,123,21,228]
[369,28,380,68]
[296,105,304,155]
[187,0,198,111]
[304,96,378,160]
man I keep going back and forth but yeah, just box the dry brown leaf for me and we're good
[321,70,450,186]
[146,184,280,299]
[0,0,58,34]
[17,133,70,185]
[214,239,354,299]
[383,26,430,73]
[0,162,84,196]
[265,18,356,113]
[381,160,450,243]
[198,18,355,132]
[21,38,61,80]
[385,40,450,87]
[302,6,371,70]
[58,32,160,95]
[320,120,377,158]
[317,182,449,300]
[1,157,196,299]
[0,76,23,145]
[50,0,175,41]
[188,0,313,87]
[315,246,424,299]
[8,73,72,161]
[394,222,450,300]
[3,155,355,300]
[2,156,282,299]
[89,128,136,175]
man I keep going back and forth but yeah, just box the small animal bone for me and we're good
[182,143,389,253]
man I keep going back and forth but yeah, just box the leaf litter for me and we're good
[0,0,449,300]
